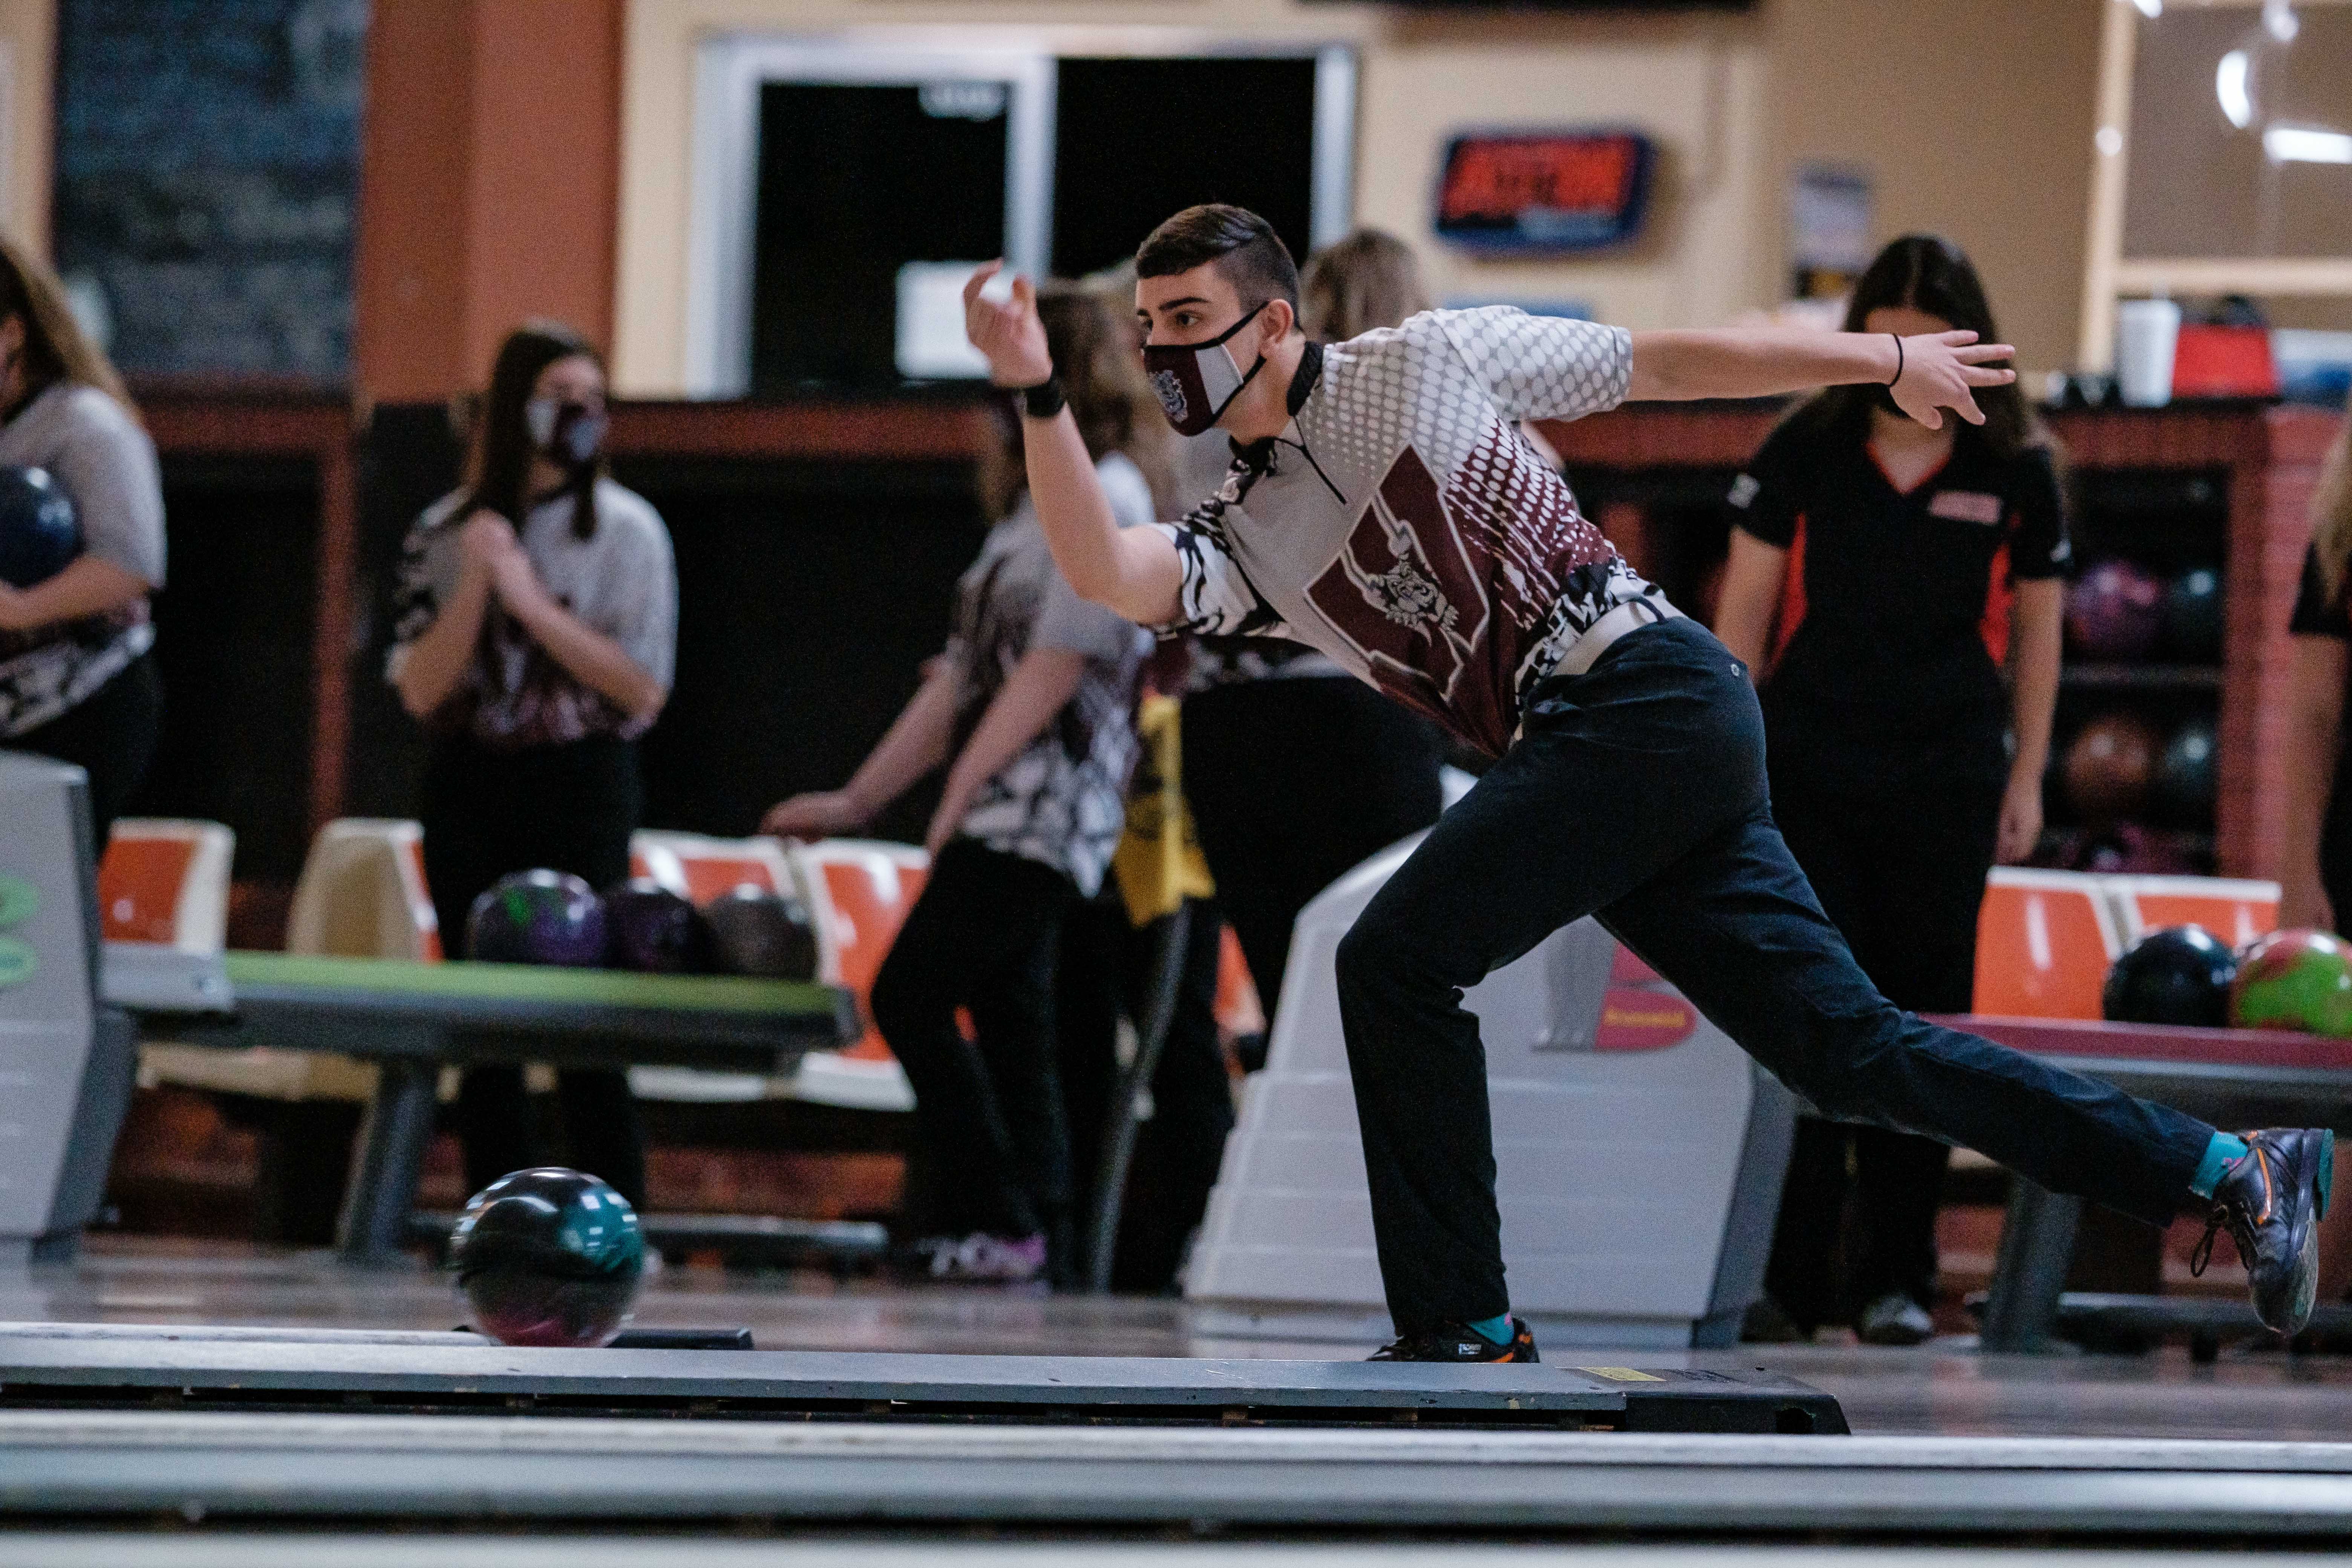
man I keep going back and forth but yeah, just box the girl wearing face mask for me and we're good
[0,234,164,846]
[388,320,676,1210]
[1712,236,2066,1346]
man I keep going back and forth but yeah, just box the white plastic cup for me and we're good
[2116,297,2182,407]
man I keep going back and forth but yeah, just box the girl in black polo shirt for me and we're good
[1714,235,2066,1344]
[2281,400,2352,1301]
[2283,405,2352,934]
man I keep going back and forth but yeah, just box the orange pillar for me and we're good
[353,0,625,403]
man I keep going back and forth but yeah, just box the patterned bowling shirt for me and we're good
[1153,308,1652,759]
[946,452,1153,897]
[387,479,677,749]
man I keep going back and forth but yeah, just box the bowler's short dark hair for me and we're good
[1135,204,1300,311]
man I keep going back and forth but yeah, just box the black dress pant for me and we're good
[1331,619,2211,1336]
[1182,676,1442,1019]
[1057,892,1235,1292]
[1762,767,2003,1327]
[872,839,1078,1263]
[12,651,162,848]
[419,732,646,1209]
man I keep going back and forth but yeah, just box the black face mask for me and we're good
[526,397,606,469]
[1141,303,1268,436]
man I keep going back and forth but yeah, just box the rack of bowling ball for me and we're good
[463,867,819,982]
[2102,922,2352,1036]
[2046,473,2227,876]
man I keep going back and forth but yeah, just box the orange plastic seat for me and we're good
[2107,874,2280,953]
[787,839,929,1064]
[628,830,792,905]
[98,819,234,951]
[1974,868,2120,1020]
[1213,923,1264,1039]
[404,836,444,961]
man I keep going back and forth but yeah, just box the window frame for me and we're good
[2080,0,2352,371]
[685,30,1358,398]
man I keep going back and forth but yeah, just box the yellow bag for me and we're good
[1110,695,1214,926]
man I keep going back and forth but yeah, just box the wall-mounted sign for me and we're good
[1434,130,1653,254]
[1789,163,1873,301]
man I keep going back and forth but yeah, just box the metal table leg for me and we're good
[1979,1178,2081,1352]
[1087,903,1192,1294]
[335,1058,441,1266]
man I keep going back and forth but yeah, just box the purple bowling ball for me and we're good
[466,869,607,966]
[601,877,714,973]
[2066,559,2164,662]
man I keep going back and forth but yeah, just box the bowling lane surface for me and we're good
[8,1238,2352,1441]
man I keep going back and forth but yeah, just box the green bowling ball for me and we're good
[2231,928,2352,1036]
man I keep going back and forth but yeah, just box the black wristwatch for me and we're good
[1017,375,1065,419]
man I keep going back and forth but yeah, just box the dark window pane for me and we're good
[1052,58,1319,281]
[749,83,1008,395]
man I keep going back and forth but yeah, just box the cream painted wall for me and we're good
[612,0,2102,394]
[1762,0,2103,378]
[0,0,52,257]
[1359,15,1767,332]
[613,0,1770,394]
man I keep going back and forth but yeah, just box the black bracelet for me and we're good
[1887,333,1904,388]
[1019,375,1065,419]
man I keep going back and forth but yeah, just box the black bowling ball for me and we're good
[602,877,714,973]
[702,883,819,980]
[2102,923,2238,1028]
[449,1167,646,1348]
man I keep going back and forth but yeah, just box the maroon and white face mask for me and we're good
[1142,303,1268,436]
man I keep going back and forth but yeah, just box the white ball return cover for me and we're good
[1187,835,1794,1348]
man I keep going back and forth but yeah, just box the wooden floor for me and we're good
[6,1236,2352,1442]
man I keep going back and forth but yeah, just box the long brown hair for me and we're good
[2313,396,2352,600]
[0,230,132,415]
[1780,234,2046,464]
[1302,229,1432,343]
[979,283,1169,521]
[462,320,604,541]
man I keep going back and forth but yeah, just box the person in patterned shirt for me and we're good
[765,285,1156,1287]
[962,204,2331,1359]
[389,320,675,1212]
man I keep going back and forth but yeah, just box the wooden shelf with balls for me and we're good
[2042,550,2226,877]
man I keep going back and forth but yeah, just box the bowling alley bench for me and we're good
[1939,1012,2352,1354]
[102,945,858,1266]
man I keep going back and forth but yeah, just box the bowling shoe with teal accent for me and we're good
[1369,1317,1540,1363]
[2191,1128,2335,1336]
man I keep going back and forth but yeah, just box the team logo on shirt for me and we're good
[1303,443,1505,749]
[1365,559,1458,633]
